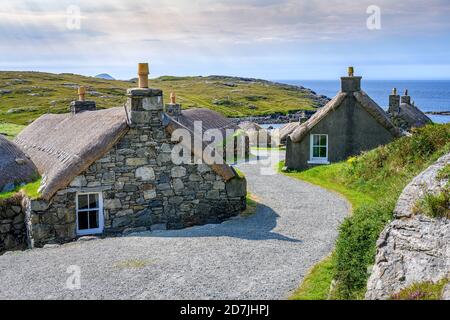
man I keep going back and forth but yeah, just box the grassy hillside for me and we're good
[0,71,322,126]
[283,123,450,299]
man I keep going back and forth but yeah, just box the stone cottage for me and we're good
[387,89,432,131]
[11,63,247,248]
[285,68,402,171]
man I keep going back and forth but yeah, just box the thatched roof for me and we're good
[290,91,402,143]
[238,121,263,132]
[396,102,433,128]
[279,122,300,143]
[15,108,129,200]
[178,108,240,138]
[0,135,38,193]
[15,107,239,200]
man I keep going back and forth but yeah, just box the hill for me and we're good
[0,71,328,126]
[95,73,115,80]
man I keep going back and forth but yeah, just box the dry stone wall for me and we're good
[0,194,27,254]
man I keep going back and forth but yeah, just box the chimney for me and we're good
[401,89,411,105]
[126,62,164,128]
[388,88,400,114]
[341,66,362,93]
[70,86,96,114]
[165,92,182,119]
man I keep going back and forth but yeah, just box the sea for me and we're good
[278,80,450,124]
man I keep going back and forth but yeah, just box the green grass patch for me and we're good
[0,178,42,200]
[281,123,450,300]
[0,122,25,139]
[437,164,450,180]
[290,255,335,300]
[390,278,449,300]
[414,186,450,219]
[0,71,318,125]
[241,193,260,217]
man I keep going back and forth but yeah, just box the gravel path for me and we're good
[0,151,349,300]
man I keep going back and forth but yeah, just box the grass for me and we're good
[437,164,450,180]
[282,123,450,300]
[390,278,449,300]
[414,186,450,219]
[0,122,25,139]
[290,255,335,300]
[0,178,42,200]
[0,71,319,127]
[241,193,260,217]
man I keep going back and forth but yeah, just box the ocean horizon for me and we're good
[279,80,450,124]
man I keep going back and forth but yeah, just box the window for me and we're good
[309,134,329,164]
[76,193,104,235]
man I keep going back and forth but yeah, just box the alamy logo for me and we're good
[66,5,82,30]
[66,265,81,290]
[366,5,381,30]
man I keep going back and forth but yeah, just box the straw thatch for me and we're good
[279,122,300,144]
[15,108,129,200]
[178,108,240,139]
[0,135,38,193]
[395,102,432,129]
[238,121,263,132]
[290,91,401,143]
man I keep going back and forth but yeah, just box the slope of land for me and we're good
[0,71,327,126]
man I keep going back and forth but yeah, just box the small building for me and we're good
[10,64,247,248]
[279,122,300,146]
[285,68,402,171]
[387,89,432,130]
[0,135,38,193]
[238,121,272,148]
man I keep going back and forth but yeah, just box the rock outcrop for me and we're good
[366,153,450,300]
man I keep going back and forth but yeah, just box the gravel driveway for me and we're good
[0,150,349,300]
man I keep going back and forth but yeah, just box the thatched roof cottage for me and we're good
[238,121,272,147]
[285,68,402,171]
[0,135,38,193]
[387,89,432,130]
[11,64,247,248]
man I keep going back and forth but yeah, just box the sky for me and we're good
[1,0,450,80]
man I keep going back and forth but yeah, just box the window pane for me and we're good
[313,147,320,158]
[320,147,327,158]
[89,194,99,209]
[320,135,327,146]
[78,195,88,210]
[313,135,320,146]
[89,211,99,229]
[78,212,89,230]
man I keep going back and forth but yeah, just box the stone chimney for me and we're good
[341,66,362,93]
[70,86,96,114]
[165,92,182,120]
[126,63,164,129]
[401,89,411,105]
[388,88,400,114]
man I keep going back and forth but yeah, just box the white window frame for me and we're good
[76,192,104,236]
[308,134,330,165]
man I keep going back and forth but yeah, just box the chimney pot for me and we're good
[348,66,354,77]
[78,86,86,101]
[138,63,150,89]
[170,92,176,104]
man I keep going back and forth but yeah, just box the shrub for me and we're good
[414,187,450,219]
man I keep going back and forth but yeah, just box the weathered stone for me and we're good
[172,179,184,192]
[30,200,49,212]
[135,166,155,181]
[104,199,122,210]
[171,166,186,178]
[126,158,148,166]
[0,224,11,233]
[443,284,450,300]
[213,181,226,190]
[123,184,138,192]
[189,174,202,182]
[226,178,247,198]
[206,190,220,200]
[143,190,157,200]
[123,227,147,235]
[102,171,116,184]
[112,216,132,228]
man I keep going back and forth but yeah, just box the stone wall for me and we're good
[0,194,27,254]
[366,153,450,300]
[28,87,246,247]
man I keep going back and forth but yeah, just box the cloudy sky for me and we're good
[1,0,450,80]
